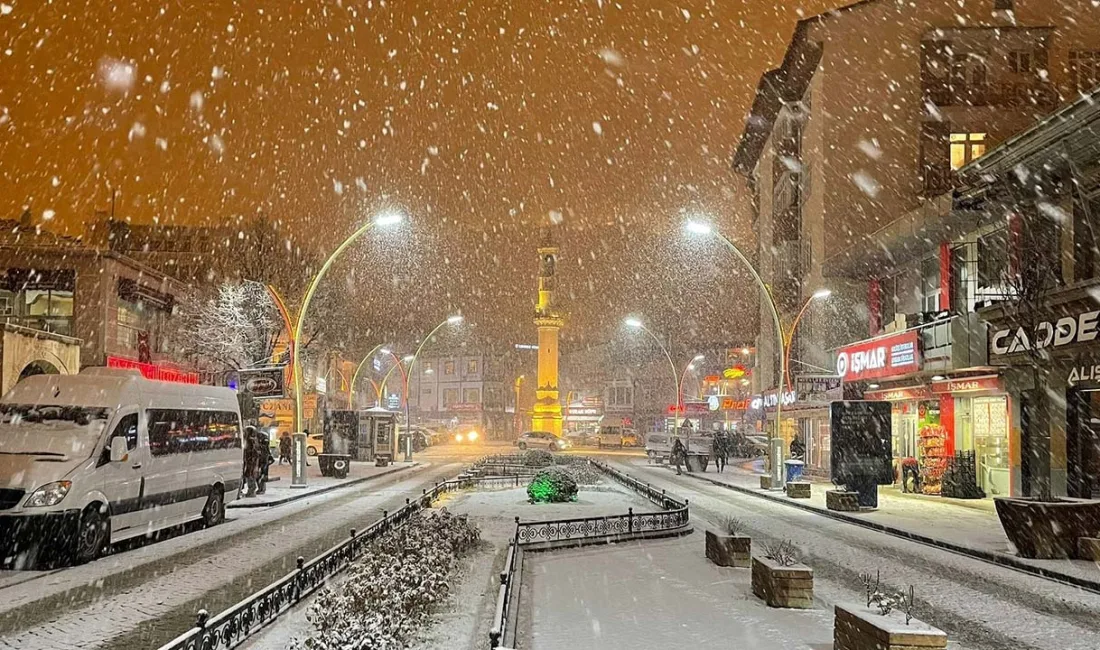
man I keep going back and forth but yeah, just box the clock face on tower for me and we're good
[541,254,555,277]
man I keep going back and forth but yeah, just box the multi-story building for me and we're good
[734,0,1100,498]
[407,348,512,437]
[0,214,195,392]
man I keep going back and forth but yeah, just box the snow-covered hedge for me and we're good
[527,466,579,503]
[523,449,554,467]
[562,462,601,485]
[294,508,480,650]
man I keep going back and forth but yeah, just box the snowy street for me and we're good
[0,460,462,650]
[608,457,1100,650]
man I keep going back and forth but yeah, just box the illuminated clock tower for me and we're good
[531,225,564,436]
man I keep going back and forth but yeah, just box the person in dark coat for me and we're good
[671,437,688,476]
[256,429,272,495]
[790,433,806,461]
[278,431,292,465]
[712,431,729,473]
[242,426,262,497]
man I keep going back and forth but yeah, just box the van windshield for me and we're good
[0,404,111,458]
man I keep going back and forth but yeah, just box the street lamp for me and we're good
[685,219,787,486]
[514,375,526,435]
[402,315,465,459]
[783,288,832,393]
[350,343,387,409]
[679,354,704,407]
[623,317,680,426]
[292,213,405,433]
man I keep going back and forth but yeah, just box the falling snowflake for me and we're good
[98,58,136,93]
[592,122,603,135]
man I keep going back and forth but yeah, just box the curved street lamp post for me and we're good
[401,315,464,460]
[685,220,787,487]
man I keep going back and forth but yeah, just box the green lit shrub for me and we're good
[527,467,579,503]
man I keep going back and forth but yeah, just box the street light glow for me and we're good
[403,354,415,362]
[380,348,391,355]
[685,221,713,235]
[741,347,751,355]
[813,288,833,300]
[624,317,643,328]
[374,213,404,227]
[447,315,464,324]
[693,354,705,361]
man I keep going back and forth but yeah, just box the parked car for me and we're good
[515,430,570,451]
[0,368,242,568]
[620,429,640,447]
[597,425,626,448]
[305,432,325,456]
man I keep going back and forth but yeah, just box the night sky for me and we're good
[1,0,844,349]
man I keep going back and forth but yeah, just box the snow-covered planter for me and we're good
[527,467,578,503]
[293,508,480,650]
[834,603,946,650]
[706,516,750,568]
[523,449,554,467]
[751,540,812,609]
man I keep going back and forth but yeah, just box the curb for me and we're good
[679,470,1100,596]
[228,463,420,509]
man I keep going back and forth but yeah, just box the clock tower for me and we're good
[531,225,564,436]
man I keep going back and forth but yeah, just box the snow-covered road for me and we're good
[0,461,462,650]
[613,458,1100,650]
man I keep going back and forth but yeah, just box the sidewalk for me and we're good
[229,459,420,508]
[650,459,1100,591]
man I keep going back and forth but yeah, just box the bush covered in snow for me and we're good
[523,448,554,467]
[527,466,579,503]
[562,461,601,485]
[294,508,480,650]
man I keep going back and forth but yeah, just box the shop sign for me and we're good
[1068,362,1100,386]
[708,395,749,411]
[990,309,1100,357]
[238,367,286,398]
[931,375,1001,394]
[106,356,199,384]
[863,386,933,401]
[752,390,797,410]
[836,331,920,381]
[315,376,328,394]
[450,402,481,412]
[582,396,603,407]
[723,365,747,380]
[704,375,721,384]
[795,374,842,400]
[667,401,710,415]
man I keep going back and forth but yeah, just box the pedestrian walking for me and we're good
[278,431,292,465]
[256,428,272,495]
[242,426,262,497]
[671,437,687,476]
[713,431,729,473]
[790,433,806,462]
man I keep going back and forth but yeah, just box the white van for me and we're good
[0,368,243,568]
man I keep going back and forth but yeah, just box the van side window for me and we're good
[98,413,138,466]
[148,409,242,456]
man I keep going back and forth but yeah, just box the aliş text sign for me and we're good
[836,331,920,382]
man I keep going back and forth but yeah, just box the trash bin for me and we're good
[319,453,351,479]
[784,459,805,484]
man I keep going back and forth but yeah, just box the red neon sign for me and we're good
[107,356,200,384]
[836,331,920,382]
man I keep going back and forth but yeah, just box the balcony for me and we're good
[913,312,988,373]
[2,315,73,338]
[923,80,1059,110]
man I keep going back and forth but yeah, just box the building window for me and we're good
[607,385,632,407]
[443,360,455,376]
[950,133,986,170]
[1070,51,1100,93]
[443,388,459,407]
[921,256,941,313]
[485,387,501,407]
[879,275,899,330]
[977,227,1009,300]
[422,361,433,374]
[466,359,478,375]
[464,388,480,404]
[1008,50,1032,74]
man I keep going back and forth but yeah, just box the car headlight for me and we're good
[467,431,479,441]
[24,481,72,508]
[454,433,464,442]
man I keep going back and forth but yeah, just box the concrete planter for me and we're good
[994,497,1100,559]
[827,489,860,512]
[760,475,774,489]
[1079,537,1100,561]
[705,530,751,568]
[834,602,946,650]
[786,481,811,499]
[750,556,813,608]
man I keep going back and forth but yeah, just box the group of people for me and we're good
[668,426,735,476]
[241,429,306,498]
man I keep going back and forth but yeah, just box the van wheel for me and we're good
[306,446,318,457]
[518,442,527,450]
[202,487,225,527]
[75,504,109,565]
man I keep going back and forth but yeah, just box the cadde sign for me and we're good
[989,309,1100,357]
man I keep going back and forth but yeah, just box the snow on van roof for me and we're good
[2,369,238,409]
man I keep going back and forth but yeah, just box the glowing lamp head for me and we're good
[374,213,404,227]
[693,354,705,361]
[447,315,464,324]
[403,354,415,362]
[624,318,643,329]
[812,288,833,300]
[685,221,713,235]
[380,348,392,355]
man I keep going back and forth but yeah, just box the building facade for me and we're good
[407,350,511,437]
[735,0,1100,498]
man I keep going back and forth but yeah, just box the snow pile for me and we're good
[294,509,480,650]
[527,467,579,503]
[523,449,554,467]
[562,462,602,486]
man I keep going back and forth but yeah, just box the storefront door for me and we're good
[971,396,1010,497]
[1067,389,1100,498]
